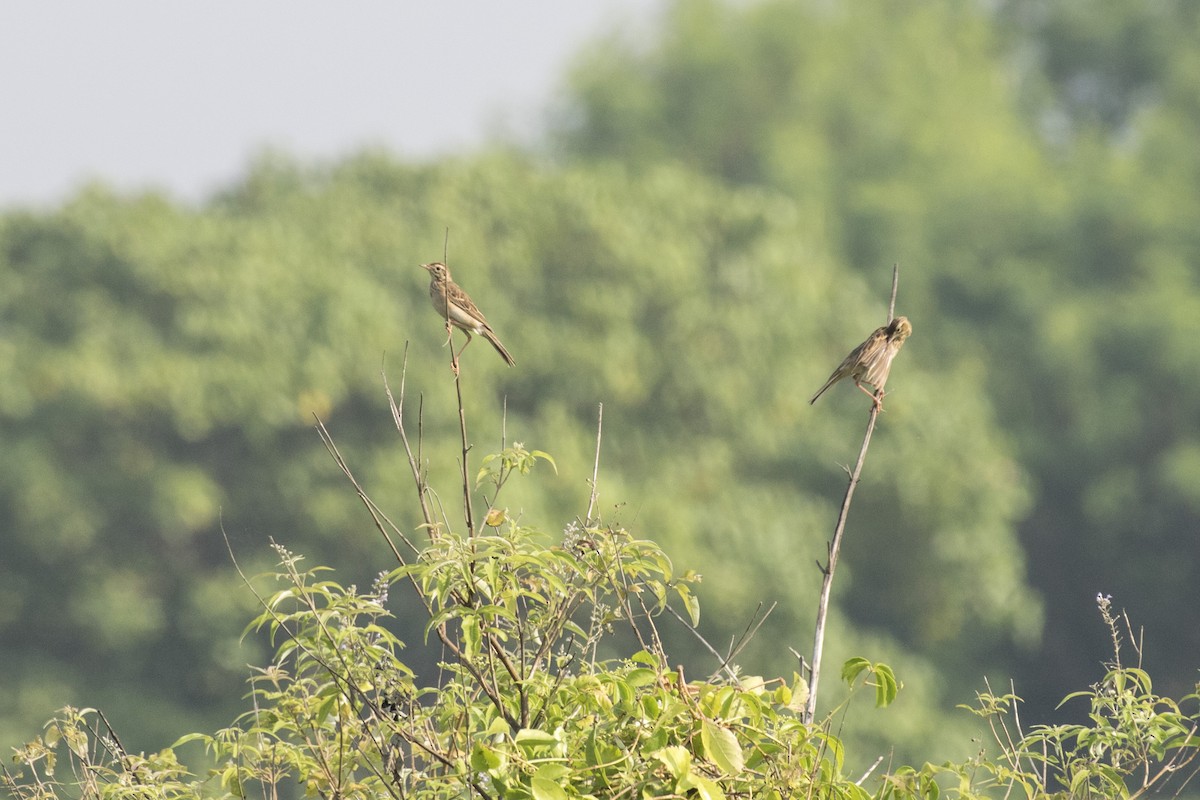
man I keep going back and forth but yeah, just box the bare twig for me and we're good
[383,346,433,529]
[586,403,603,523]
[888,263,898,321]
[450,333,476,538]
[316,415,416,562]
[805,266,901,724]
[660,601,768,684]
[805,406,880,724]
[856,755,886,786]
[717,601,777,677]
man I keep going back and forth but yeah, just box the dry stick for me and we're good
[316,416,415,562]
[804,405,880,725]
[713,601,777,678]
[888,262,899,320]
[586,403,603,524]
[454,363,475,538]
[443,317,477,539]
[856,755,886,786]
[384,346,433,529]
[408,343,527,702]
[385,358,526,730]
[657,600,775,683]
[804,265,900,725]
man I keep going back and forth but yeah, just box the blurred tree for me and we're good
[553,0,1200,716]
[0,151,1030,766]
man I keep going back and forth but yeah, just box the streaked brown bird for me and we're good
[810,316,912,407]
[421,261,515,367]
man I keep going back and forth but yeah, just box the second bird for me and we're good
[421,261,516,367]
[810,315,912,406]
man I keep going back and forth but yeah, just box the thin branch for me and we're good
[450,332,476,538]
[383,346,433,529]
[805,265,900,725]
[662,604,737,682]
[660,600,775,683]
[888,263,899,322]
[856,754,885,786]
[717,601,777,675]
[315,415,415,562]
[586,403,604,524]
[805,404,881,724]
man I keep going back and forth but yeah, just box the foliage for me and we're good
[554,0,1200,721]
[4,483,1197,799]
[0,151,1029,761]
[4,421,906,799]
[924,595,1200,799]
[7,0,1200,776]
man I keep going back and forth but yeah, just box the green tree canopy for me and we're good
[1,152,1031,763]
[553,0,1200,713]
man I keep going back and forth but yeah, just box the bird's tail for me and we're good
[809,378,836,405]
[484,331,516,367]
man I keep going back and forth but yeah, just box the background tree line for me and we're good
[1,0,1198,769]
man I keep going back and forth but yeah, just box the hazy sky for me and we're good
[1,1,658,208]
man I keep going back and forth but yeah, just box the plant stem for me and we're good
[804,402,881,723]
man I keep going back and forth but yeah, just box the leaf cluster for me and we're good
[4,483,894,799]
[0,151,1028,759]
[555,0,1200,725]
[6,519,1198,799]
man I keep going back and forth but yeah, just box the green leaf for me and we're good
[531,776,568,800]
[531,450,558,473]
[514,728,560,749]
[701,720,744,776]
[785,673,810,713]
[484,716,510,737]
[461,614,480,660]
[841,657,871,684]
[874,663,899,707]
[470,741,503,771]
[474,465,493,488]
[676,583,701,625]
[626,667,658,688]
[652,745,692,780]
[687,773,726,800]
[630,650,660,667]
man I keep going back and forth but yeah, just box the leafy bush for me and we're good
[4,367,1197,800]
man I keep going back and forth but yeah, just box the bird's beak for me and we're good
[420,263,433,271]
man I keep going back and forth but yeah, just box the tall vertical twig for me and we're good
[384,345,434,530]
[450,341,476,538]
[586,403,603,524]
[805,264,900,724]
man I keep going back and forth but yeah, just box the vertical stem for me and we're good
[586,403,604,524]
[805,265,900,724]
[805,403,881,723]
[450,338,475,538]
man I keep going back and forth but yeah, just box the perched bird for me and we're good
[420,261,515,366]
[810,316,912,407]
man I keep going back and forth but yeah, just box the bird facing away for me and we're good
[421,261,515,367]
[810,315,912,407]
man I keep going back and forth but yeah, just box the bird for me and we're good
[810,316,912,407]
[420,261,515,367]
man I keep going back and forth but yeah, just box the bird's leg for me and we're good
[855,380,885,411]
[455,332,474,361]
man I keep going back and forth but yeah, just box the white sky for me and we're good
[0,1,658,208]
